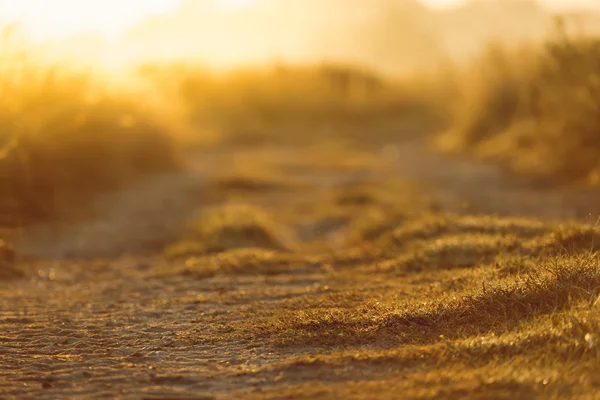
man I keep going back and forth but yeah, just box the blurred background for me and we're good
[5,4,600,397]
[2,0,600,229]
[3,0,599,71]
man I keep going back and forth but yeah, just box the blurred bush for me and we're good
[139,62,453,146]
[0,26,180,225]
[438,18,600,185]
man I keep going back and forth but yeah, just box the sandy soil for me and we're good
[2,137,600,399]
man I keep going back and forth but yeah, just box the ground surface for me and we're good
[2,136,600,399]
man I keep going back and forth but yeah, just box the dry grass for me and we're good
[437,19,600,186]
[158,208,600,399]
[140,63,451,147]
[159,248,324,280]
[165,203,291,259]
[4,13,600,399]
[0,27,180,225]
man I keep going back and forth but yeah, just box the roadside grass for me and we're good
[139,63,452,147]
[437,19,600,186]
[0,26,180,226]
[164,209,600,399]
[164,203,291,260]
[5,13,600,399]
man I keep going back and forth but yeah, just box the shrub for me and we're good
[438,18,600,185]
[165,204,289,258]
[0,26,180,225]
[140,63,451,146]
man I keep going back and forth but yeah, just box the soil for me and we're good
[2,137,599,400]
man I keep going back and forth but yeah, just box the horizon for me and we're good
[0,0,595,41]
[1,0,598,74]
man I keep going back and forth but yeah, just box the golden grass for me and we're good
[159,248,324,280]
[140,63,451,146]
[161,208,600,398]
[438,19,600,186]
[4,14,600,397]
[165,203,290,259]
[258,252,600,348]
[0,27,180,225]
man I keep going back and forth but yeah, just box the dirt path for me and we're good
[14,138,600,260]
[3,137,600,399]
[391,137,600,222]
[13,149,218,260]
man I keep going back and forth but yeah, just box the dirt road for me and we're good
[2,138,600,399]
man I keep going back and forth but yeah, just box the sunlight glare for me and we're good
[0,0,588,42]
[218,0,253,11]
[0,0,181,40]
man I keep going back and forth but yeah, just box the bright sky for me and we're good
[0,0,252,40]
[427,0,595,9]
[0,0,591,40]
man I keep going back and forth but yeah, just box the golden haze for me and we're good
[3,1,600,399]
[0,0,597,71]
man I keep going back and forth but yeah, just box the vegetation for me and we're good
[150,124,600,397]
[140,63,451,146]
[438,19,600,185]
[160,203,600,399]
[0,27,179,225]
[165,203,290,259]
[5,8,600,398]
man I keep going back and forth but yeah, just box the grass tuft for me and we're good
[165,204,290,259]
[159,248,323,279]
[438,20,600,185]
[0,26,180,224]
